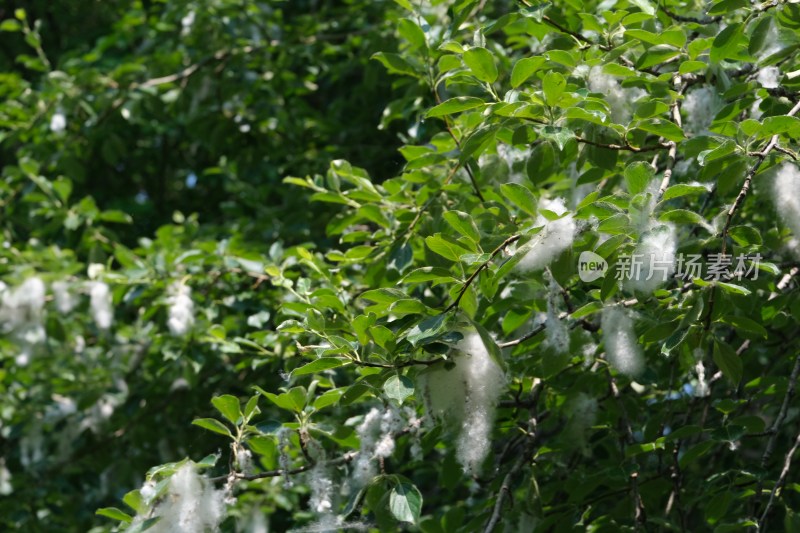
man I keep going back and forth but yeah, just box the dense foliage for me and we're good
[2,0,800,531]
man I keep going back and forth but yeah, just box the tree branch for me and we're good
[575,136,670,153]
[443,234,521,313]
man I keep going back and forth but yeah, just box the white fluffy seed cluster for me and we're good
[89,281,113,330]
[601,307,644,377]
[626,223,678,294]
[166,282,195,336]
[544,275,569,353]
[757,66,781,89]
[50,111,67,133]
[424,331,506,474]
[682,86,722,134]
[134,463,225,533]
[585,66,645,124]
[352,405,404,487]
[0,277,47,366]
[516,198,576,272]
[772,163,800,253]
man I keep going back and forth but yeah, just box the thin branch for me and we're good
[484,449,529,532]
[498,324,545,348]
[657,75,686,200]
[347,357,443,369]
[720,100,800,257]
[575,136,670,153]
[752,354,800,513]
[759,430,800,530]
[541,14,610,51]
[209,451,358,483]
[659,5,722,24]
[443,234,521,313]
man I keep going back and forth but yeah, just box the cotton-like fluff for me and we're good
[51,281,76,314]
[50,111,66,133]
[757,66,781,89]
[0,459,11,496]
[454,332,506,473]
[134,463,225,533]
[772,163,800,242]
[601,307,644,377]
[309,463,334,515]
[423,331,506,474]
[544,275,569,353]
[89,282,113,330]
[566,393,598,453]
[586,66,645,124]
[0,277,46,330]
[693,348,710,398]
[625,223,677,294]
[167,282,195,336]
[516,198,576,272]
[351,406,404,487]
[682,86,722,134]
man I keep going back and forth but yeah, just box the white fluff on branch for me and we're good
[586,66,645,123]
[772,163,800,243]
[135,463,226,533]
[89,282,113,330]
[515,198,576,272]
[423,331,506,474]
[601,307,644,377]
[625,223,678,294]
[166,282,195,336]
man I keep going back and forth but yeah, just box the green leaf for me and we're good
[658,209,705,225]
[398,19,426,50]
[98,210,133,224]
[96,508,133,523]
[0,19,22,32]
[401,267,456,284]
[443,210,480,243]
[291,357,345,377]
[425,234,471,262]
[542,71,566,107]
[661,183,709,201]
[406,314,447,346]
[713,340,743,384]
[389,482,423,524]
[629,0,655,15]
[636,48,682,70]
[729,226,762,246]
[710,23,744,63]
[510,56,545,88]
[624,161,654,195]
[426,97,486,118]
[540,125,574,151]
[716,282,751,297]
[635,119,685,142]
[758,116,800,139]
[708,0,748,15]
[211,395,242,425]
[384,375,415,403]
[192,418,233,437]
[463,47,498,84]
[720,315,766,337]
[499,183,538,216]
[371,52,419,77]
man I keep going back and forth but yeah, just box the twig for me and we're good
[720,100,800,257]
[759,430,800,530]
[443,234,521,313]
[348,357,443,369]
[659,5,722,24]
[657,75,686,200]
[209,451,358,482]
[498,324,545,348]
[541,14,610,51]
[575,136,670,153]
[484,450,529,532]
[752,354,800,513]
